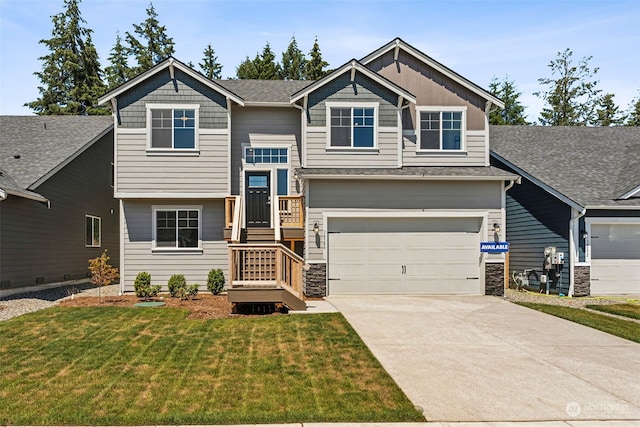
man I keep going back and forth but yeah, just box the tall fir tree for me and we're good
[280,36,307,80]
[625,92,640,126]
[304,37,329,80]
[594,93,624,126]
[125,2,175,75]
[534,48,601,126]
[26,0,106,115]
[236,55,258,79]
[235,43,280,79]
[200,43,223,79]
[488,76,528,125]
[104,31,132,90]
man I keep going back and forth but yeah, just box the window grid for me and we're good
[85,215,101,247]
[155,209,199,248]
[245,147,288,164]
[151,108,196,149]
[419,110,463,151]
[330,107,375,148]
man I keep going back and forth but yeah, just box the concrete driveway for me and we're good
[327,295,640,423]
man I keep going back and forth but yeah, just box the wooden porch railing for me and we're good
[278,196,304,228]
[224,196,236,228]
[225,196,242,242]
[229,243,304,300]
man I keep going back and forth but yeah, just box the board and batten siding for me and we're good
[402,130,487,167]
[230,107,302,195]
[305,179,503,260]
[0,131,118,291]
[116,131,228,194]
[121,199,228,291]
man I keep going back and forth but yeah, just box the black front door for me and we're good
[246,171,271,227]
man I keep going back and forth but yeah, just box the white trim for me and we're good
[585,205,640,210]
[145,150,200,156]
[119,199,125,295]
[226,97,232,195]
[146,103,200,152]
[397,106,403,168]
[116,128,146,135]
[85,215,102,247]
[619,185,640,200]
[299,174,516,181]
[360,38,504,109]
[415,106,467,153]
[151,205,203,251]
[98,57,244,107]
[325,102,379,150]
[583,217,640,265]
[2,189,49,203]
[199,128,228,135]
[569,207,587,296]
[115,192,227,199]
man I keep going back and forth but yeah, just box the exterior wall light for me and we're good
[493,222,501,233]
[313,222,319,235]
[581,230,588,239]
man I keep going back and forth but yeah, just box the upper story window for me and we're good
[417,107,466,152]
[244,147,288,164]
[326,102,378,149]
[147,104,199,152]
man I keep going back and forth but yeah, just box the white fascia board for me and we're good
[28,125,114,190]
[618,184,640,200]
[300,174,516,181]
[584,204,640,210]
[360,38,504,109]
[115,192,228,199]
[243,102,297,108]
[490,151,584,211]
[290,60,416,105]
[98,58,245,107]
[5,189,49,203]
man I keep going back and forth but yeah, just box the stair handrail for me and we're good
[231,195,242,243]
[273,196,281,242]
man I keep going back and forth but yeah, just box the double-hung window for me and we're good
[327,103,377,148]
[154,207,201,249]
[417,107,465,151]
[149,106,197,150]
[85,215,101,247]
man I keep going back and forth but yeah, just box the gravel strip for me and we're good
[0,283,120,322]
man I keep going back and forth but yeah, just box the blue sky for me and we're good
[1,0,639,121]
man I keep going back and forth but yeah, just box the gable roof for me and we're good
[361,38,504,109]
[98,57,245,107]
[217,79,311,105]
[0,116,113,200]
[490,125,640,209]
[290,59,416,105]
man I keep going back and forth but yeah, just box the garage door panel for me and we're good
[590,223,640,294]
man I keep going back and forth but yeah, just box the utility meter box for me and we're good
[552,252,565,265]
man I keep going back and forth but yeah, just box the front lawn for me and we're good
[516,302,640,343]
[0,307,423,425]
[586,303,640,320]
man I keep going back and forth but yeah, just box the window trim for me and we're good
[416,106,466,153]
[325,101,379,150]
[85,215,101,248]
[151,205,203,253]
[146,104,200,154]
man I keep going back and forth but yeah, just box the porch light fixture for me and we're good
[581,230,588,240]
[493,222,501,233]
[313,222,319,235]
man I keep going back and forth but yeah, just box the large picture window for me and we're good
[154,208,200,248]
[150,108,196,149]
[418,108,465,151]
[328,105,376,148]
[85,215,101,247]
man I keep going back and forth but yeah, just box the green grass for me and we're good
[586,303,640,320]
[0,307,423,425]
[516,302,640,343]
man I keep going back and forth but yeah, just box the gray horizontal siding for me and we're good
[116,132,228,193]
[121,199,228,291]
[117,69,228,129]
[402,131,487,167]
[0,131,119,290]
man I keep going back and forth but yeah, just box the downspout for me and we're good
[568,207,587,297]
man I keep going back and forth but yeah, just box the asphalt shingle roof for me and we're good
[0,116,113,191]
[217,79,311,104]
[490,125,640,208]
[298,166,517,179]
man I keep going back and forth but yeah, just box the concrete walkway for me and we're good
[326,295,640,423]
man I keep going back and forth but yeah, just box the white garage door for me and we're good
[327,217,482,295]
[591,223,640,294]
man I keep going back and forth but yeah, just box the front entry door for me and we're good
[246,172,271,227]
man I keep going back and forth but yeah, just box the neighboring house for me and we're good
[491,125,640,296]
[0,116,118,297]
[98,38,518,309]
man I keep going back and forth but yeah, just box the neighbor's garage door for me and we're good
[590,223,640,294]
[327,217,482,295]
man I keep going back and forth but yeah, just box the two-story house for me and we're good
[98,38,518,310]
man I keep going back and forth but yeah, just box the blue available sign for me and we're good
[480,242,509,253]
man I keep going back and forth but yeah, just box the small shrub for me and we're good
[133,272,161,300]
[175,284,200,301]
[88,250,119,303]
[187,284,199,298]
[167,274,187,298]
[207,269,225,295]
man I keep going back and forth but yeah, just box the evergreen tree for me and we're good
[280,36,307,80]
[125,2,175,75]
[534,48,601,126]
[488,76,528,125]
[235,43,280,79]
[304,36,329,80]
[236,55,259,79]
[200,43,223,79]
[25,0,106,115]
[104,31,132,90]
[594,93,624,126]
[625,93,640,126]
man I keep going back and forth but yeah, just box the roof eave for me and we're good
[618,184,640,200]
[297,173,517,181]
[1,188,49,203]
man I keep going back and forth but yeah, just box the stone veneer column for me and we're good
[485,263,505,296]
[303,263,327,298]
[573,266,591,297]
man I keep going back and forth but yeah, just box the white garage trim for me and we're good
[584,217,640,264]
